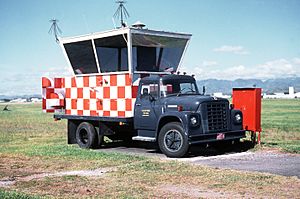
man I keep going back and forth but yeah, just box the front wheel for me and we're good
[158,122,189,158]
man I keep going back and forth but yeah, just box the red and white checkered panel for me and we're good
[64,73,139,118]
[42,73,140,117]
[42,77,65,113]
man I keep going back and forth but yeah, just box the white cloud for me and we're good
[202,60,218,67]
[213,45,249,55]
[192,58,300,80]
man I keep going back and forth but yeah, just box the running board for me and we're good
[132,136,156,142]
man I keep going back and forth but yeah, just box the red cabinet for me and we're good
[232,88,262,132]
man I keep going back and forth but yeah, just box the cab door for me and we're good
[134,82,160,131]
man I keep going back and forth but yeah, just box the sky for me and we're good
[0,0,299,96]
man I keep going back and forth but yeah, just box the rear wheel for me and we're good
[158,122,189,158]
[76,122,98,149]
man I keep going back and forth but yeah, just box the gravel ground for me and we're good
[99,141,300,178]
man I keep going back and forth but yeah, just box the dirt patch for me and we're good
[158,184,247,198]
[0,167,115,188]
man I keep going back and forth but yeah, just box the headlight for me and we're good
[190,116,197,125]
[189,115,200,127]
[234,113,242,124]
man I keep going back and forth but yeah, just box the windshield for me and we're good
[160,80,199,97]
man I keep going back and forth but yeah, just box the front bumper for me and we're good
[188,130,246,145]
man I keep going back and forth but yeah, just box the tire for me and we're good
[76,122,98,149]
[158,122,189,158]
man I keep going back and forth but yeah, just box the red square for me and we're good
[77,110,83,115]
[125,74,131,86]
[110,74,117,86]
[90,90,96,98]
[97,100,103,110]
[103,87,110,98]
[60,99,64,106]
[71,77,76,87]
[84,99,89,110]
[118,111,125,117]
[90,110,97,116]
[46,88,54,98]
[54,78,64,88]
[66,109,71,114]
[103,111,110,116]
[125,99,132,111]
[71,99,77,109]
[83,76,89,87]
[110,100,117,111]
[96,76,103,86]
[65,88,71,98]
[118,87,125,98]
[77,88,83,98]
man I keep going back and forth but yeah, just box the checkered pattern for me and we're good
[42,77,65,113]
[42,73,140,118]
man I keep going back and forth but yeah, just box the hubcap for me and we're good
[164,129,183,152]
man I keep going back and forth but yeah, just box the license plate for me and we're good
[216,133,225,140]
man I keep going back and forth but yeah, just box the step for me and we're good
[132,136,156,142]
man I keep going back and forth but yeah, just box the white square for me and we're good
[117,99,126,111]
[77,99,83,110]
[70,88,77,99]
[76,77,83,88]
[125,111,133,117]
[90,99,97,110]
[110,111,118,117]
[97,110,103,116]
[117,74,125,86]
[65,98,72,110]
[125,86,132,99]
[89,76,96,87]
[65,77,72,88]
[110,86,118,99]
[71,109,77,115]
[83,110,90,116]
[83,88,90,99]
[95,87,103,99]
[102,99,110,111]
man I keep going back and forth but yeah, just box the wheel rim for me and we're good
[163,129,183,152]
[79,129,88,144]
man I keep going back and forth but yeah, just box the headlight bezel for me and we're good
[189,114,200,128]
[234,112,242,124]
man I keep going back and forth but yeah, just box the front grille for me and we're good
[206,102,228,133]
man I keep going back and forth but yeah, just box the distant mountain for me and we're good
[0,94,42,100]
[197,77,300,94]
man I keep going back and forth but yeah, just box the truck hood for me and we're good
[161,95,226,112]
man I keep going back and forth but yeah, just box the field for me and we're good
[0,99,299,198]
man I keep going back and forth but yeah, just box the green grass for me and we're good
[0,189,43,199]
[0,101,299,198]
[261,99,300,153]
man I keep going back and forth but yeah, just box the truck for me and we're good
[42,26,247,158]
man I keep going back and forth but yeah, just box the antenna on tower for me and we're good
[48,19,62,43]
[113,0,130,28]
